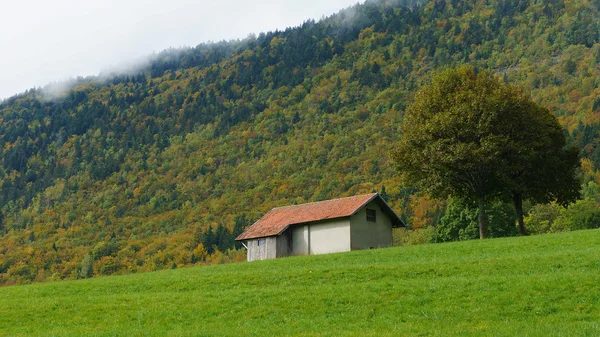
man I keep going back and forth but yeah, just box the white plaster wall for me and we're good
[350,200,393,250]
[309,219,351,255]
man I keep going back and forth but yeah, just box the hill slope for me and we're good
[1,229,599,336]
[0,0,600,284]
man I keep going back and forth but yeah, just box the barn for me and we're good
[235,193,405,261]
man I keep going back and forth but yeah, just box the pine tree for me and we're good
[215,224,233,252]
[380,185,389,202]
[202,226,216,254]
[233,214,248,249]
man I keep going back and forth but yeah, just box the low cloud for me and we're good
[1,0,363,100]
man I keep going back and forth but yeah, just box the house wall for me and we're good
[350,200,393,250]
[291,224,309,256]
[246,236,277,262]
[308,219,351,255]
[289,219,351,256]
[276,230,291,258]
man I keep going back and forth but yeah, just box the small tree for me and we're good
[79,254,93,279]
[191,243,207,263]
[201,226,216,255]
[232,214,248,249]
[215,223,234,252]
[380,185,390,202]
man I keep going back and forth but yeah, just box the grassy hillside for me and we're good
[2,229,599,336]
[1,0,600,284]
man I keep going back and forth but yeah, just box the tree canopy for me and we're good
[502,100,580,234]
[392,65,579,238]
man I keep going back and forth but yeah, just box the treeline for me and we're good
[0,0,600,285]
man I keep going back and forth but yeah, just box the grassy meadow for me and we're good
[1,229,600,336]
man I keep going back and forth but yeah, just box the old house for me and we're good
[235,193,405,261]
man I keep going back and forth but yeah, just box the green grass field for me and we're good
[1,230,600,336]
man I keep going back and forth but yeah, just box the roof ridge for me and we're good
[271,192,378,210]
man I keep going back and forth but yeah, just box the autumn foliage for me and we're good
[0,0,599,284]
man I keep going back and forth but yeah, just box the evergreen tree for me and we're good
[380,185,389,202]
[215,223,233,252]
[202,226,216,255]
[233,214,248,249]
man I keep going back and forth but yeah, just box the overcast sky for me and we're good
[0,0,362,100]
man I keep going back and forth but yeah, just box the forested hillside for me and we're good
[1,0,600,284]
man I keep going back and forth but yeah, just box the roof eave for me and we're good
[236,215,356,241]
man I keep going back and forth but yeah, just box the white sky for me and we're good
[0,0,362,100]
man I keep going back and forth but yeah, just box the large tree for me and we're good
[392,66,578,239]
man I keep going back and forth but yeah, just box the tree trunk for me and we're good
[513,192,526,235]
[478,196,488,239]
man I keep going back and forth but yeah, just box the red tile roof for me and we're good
[236,193,404,241]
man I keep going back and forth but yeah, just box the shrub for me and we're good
[395,227,434,246]
[7,261,34,284]
[433,198,518,242]
[551,198,600,232]
[524,202,563,234]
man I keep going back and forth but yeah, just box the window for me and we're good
[258,238,266,246]
[366,209,376,222]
